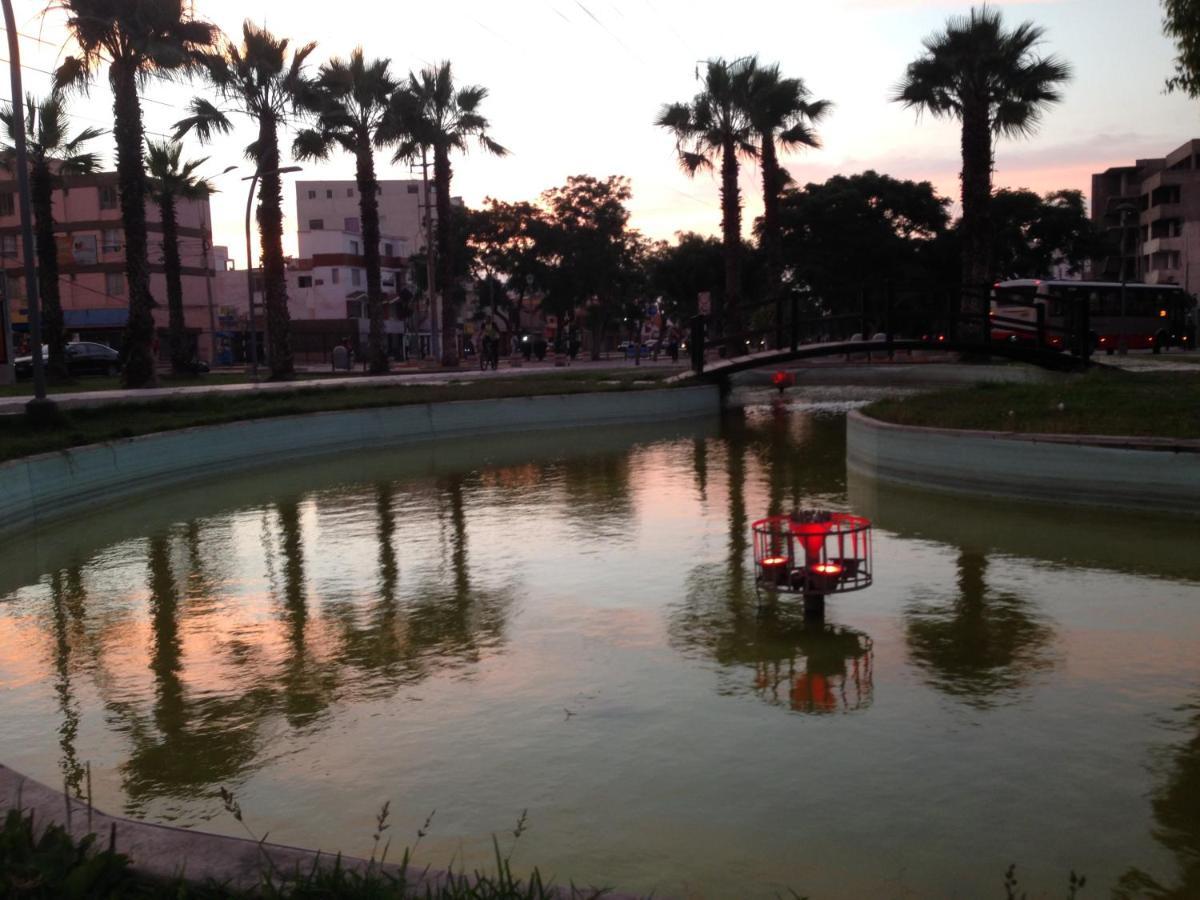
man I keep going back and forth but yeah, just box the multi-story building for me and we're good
[0,170,220,360]
[1092,140,1200,294]
[295,179,439,252]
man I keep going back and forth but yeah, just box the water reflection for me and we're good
[1117,699,1200,899]
[49,567,86,797]
[904,549,1056,708]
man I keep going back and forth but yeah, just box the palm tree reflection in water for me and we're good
[905,550,1056,708]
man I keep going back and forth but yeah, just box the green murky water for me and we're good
[0,399,1197,899]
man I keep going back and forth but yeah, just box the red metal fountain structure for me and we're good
[752,510,874,617]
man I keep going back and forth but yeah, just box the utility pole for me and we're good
[414,150,439,361]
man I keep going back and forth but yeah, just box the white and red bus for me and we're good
[991,279,1197,353]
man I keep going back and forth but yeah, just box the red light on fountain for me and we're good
[771,370,795,395]
[752,510,873,617]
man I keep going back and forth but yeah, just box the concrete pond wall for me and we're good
[0,385,719,542]
[846,409,1200,515]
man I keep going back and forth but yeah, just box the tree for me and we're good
[145,140,215,375]
[773,171,951,318]
[536,175,645,359]
[658,57,758,350]
[54,0,219,388]
[647,232,725,324]
[294,49,400,374]
[0,94,102,381]
[174,22,317,380]
[745,63,830,294]
[1164,0,1200,96]
[988,188,1109,279]
[894,7,1070,317]
[466,199,546,332]
[391,61,507,366]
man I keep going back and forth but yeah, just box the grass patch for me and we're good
[863,370,1200,439]
[0,371,673,463]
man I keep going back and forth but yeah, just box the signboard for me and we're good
[698,291,711,316]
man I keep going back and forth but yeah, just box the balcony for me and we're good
[1145,203,1183,222]
[1146,269,1182,286]
[1142,236,1183,256]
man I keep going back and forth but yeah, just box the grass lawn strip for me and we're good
[862,371,1200,440]
[0,371,673,464]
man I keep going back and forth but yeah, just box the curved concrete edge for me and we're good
[846,409,1200,515]
[0,765,630,898]
[0,386,718,542]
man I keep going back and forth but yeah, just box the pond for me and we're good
[0,396,1197,899]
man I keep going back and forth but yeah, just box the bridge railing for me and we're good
[689,283,1096,374]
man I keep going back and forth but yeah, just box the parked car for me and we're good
[15,342,121,380]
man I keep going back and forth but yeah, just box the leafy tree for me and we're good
[536,175,648,358]
[175,22,317,380]
[0,94,102,381]
[1164,0,1200,96]
[894,6,1070,316]
[773,171,951,318]
[658,57,757,347]
[647,232,725,324]
[54,0,219,387]
[466,199,546,331]
[745,63,831,293]
[391,61,507,366]
[294,49,400,374]
[145,140,215,375]
[988,188,1109,279]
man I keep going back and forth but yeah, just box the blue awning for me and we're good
[63,308,129,328]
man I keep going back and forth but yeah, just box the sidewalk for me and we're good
[0,356,687,415]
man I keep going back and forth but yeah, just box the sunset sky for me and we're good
[9,0,1198,263]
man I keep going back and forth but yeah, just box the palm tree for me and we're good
[657,57,757,350]
[53,0,218,388]
[746,64,830,294]
[294,49,399,374]
[390,61,507,366]
[0,94,102,381]
[174,22,316,380]
[894,6,1070,317]
[145,140,215,375]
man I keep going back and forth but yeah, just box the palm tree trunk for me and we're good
[960,100,993,333]
[355,135,387,374]
[760,132,783,278]
[435,143,457,366]
[30,158,65,381]
[111,61,156,388]
[720,133,743,355]
[160,193,188,375]
[256,118,294,379]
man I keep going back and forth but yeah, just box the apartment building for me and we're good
[1092,139,1200,293]
[0,170,220,359]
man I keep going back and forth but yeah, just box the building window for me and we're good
[102,228,122,252]
[331,268,340,284]
[407,184,418,194]
[351,267,362,287]
[347,187,354,197]
[350,239,360,255]
[297,275,313,288]
[383,242,394,256]
[309,219,324,230]
[346,299,363,318]
[99,186,119,210]
[0,193,14,216]
[0,234,16,257]
[326,189,333,199]
[307,190,316,199]
[105,271,125,296]
[344,216,360,233]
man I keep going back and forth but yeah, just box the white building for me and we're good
[295,179,446,253]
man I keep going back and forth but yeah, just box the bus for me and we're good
[991,279,1197,354]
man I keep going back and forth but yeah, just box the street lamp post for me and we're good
[243,165,302,379]
[3,0,52,414]
[202,166,237,366]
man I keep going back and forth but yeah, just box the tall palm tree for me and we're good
[53,0,218,388]
[746,64,830,293]
[390,61,507,366]
[174,22,316,380]
[894,6,1070,316]
[0,94,102,381]
[657,57,757,349]
[145,140,215,375]
[294,49,400,374]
